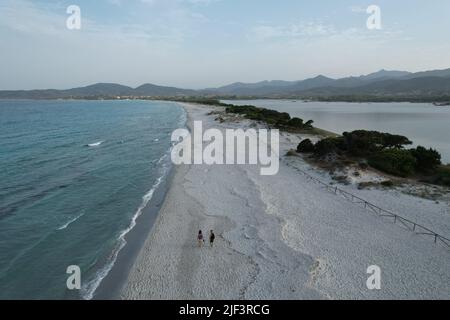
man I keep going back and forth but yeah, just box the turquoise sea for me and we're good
[0,100,185,299]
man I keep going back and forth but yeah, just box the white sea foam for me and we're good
[80,152,171,300]
[87,141,104,147]
[57,212,85,230]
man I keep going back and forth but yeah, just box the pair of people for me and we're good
[197,230,215,248]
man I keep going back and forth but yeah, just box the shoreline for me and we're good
[92,164,175,299]
[0,97,447,104]
[90,104,188,300]
[121,103,450,300]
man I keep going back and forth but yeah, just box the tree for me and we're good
[287,117,304,128]
[314,138,339,156]
[297,139,315,153]
[410,146,441,173]
[341,130,412,156]
[382,133,413,149]
[304,120,314,128]
[368,149,416,177]
[342,130,384,156]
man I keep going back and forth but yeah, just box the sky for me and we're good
[1,0,450,90]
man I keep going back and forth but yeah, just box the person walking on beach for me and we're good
[209,230,215,248]
[197,230,204,247]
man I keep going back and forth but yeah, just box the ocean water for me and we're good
[0,99,185,299]
[224,100,450,163]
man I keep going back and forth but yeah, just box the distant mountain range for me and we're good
[2,68,450,100]
[202,68,450,98]
[0,83,196,99]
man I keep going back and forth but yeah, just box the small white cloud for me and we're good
[107,0,122,6]
[349,5,367,13]
[248,21,337,41]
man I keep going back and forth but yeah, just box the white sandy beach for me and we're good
[121,103,450,300]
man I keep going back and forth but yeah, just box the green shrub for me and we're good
[286,150,298,157]
[359,161,369,169]
[410,146,441,173]
[368,149,417,177]
[304,120,314,128]
[341,130,412,157]
[287,117,304,128]
[226,105,292,125]
[342,130,383,156]
[224,103,316,130]
[382,133,413,149]
[314,138,339,156]
[358,181,377,189]
[381,180,394,187]
[434,166,450,187]
[333,175,350,184]
[260,109,290,122]
[297,139,315,153]
[225,105,259,115]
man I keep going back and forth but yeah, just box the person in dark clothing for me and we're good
[209,230,216,248]
[197,230,204,247]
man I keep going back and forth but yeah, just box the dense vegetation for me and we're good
[175,98,315,131]
[433,165,450,186]
[172,97,230,106]
[224,104,314,130]
[296,139,315,153]
[368,149,417,177]
[297,130,448,185]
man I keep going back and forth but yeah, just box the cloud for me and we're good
[0,0,210,44]
[247,18,405,44]
[107,0,123,6]
[148,0,219,3]
[248,21,338,41]
[140,0,221,6]
[349,5,367,13]
[0,0,224,89]
[1,0,445,90]
[0,0,64,36]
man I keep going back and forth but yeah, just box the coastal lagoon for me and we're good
[0,100,185,299]
[223,100,450,163]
